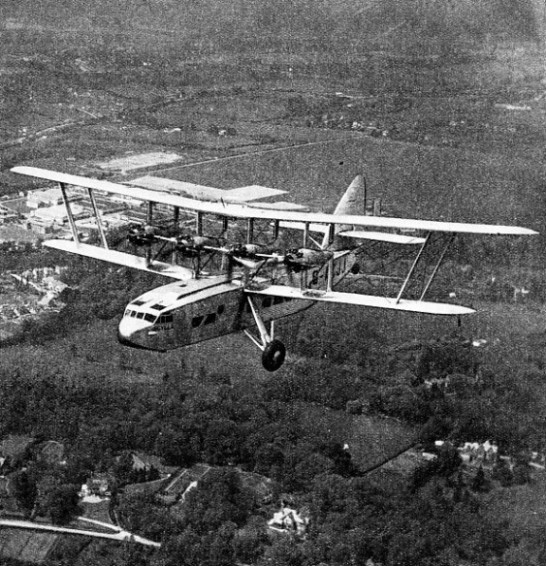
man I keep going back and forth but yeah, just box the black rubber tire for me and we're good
[261,339,286,372]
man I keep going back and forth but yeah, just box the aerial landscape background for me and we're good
[1,0,546,564]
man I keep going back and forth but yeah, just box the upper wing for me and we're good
[12,167,538,235]
[44,240,193,280]
[246,285,475,316]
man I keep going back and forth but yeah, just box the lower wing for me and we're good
[246,284,475,316]
[43,240,194,280]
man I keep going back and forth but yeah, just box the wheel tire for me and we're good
[261,339,286,372]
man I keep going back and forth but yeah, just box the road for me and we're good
[0,518,161,548]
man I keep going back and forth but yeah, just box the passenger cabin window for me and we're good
[192,315,204,328]
[158,314,173,324]
[273,296,283,305]
[204,313,216,325]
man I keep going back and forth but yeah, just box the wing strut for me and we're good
[87,188,108,249]
[396,232,431,303]
[396,232,456,303]
[419,233,454,301]
[325,223,335,292]
[59,182,80,244]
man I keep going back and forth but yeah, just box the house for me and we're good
[84,473,112,497]
[268,507,309,536]
[458,441,498,466]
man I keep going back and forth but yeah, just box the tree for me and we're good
[182,468,254,534]
[113,451,134,486]
[258,535,304,566]
[471,466,489,492]
[10,470,37,516]
[44,484,81,525]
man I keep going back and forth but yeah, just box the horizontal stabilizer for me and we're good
[246,285,475,315]
[337,230,427,245]
[43,240,193,280]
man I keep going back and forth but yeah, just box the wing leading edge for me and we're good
[12,166,538,235]
[247,285,475,316]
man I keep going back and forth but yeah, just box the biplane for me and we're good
[12,166,537,371]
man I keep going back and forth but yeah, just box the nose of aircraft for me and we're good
[117,316,152,349]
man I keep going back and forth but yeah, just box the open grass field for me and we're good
[0,528,58,563]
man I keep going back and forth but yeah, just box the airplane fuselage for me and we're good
[118,249,357,352]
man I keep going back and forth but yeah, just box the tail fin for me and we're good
[333,175,366,216]
[321,175,365,249]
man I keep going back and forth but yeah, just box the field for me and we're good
[0,529,58,563]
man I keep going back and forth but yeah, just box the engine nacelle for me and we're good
[284,248,333,270]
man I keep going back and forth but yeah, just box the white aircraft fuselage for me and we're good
[117,250,357,351]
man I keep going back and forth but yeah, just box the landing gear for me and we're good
[243,296,287,372]
[262,339,286,372]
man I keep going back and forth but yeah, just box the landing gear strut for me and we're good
[244,296,286,372]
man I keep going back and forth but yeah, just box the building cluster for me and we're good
[457,440,498,466]
[425,440,546,473]
[10,266,70,308]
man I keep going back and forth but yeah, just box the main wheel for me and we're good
[261,339,286,372]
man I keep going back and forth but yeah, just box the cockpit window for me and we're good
[136,312,144,319]
[144,313,157,323]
